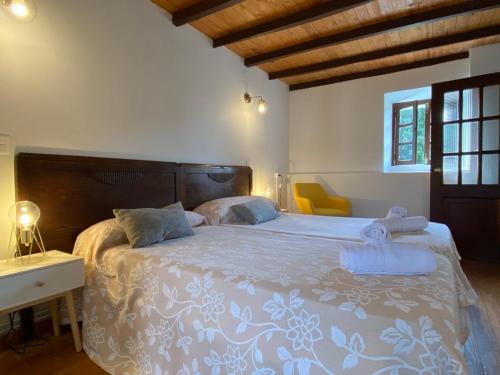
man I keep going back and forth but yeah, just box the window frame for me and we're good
[392,99,431,166]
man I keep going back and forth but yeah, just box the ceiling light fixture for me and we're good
[244,92,268,114]
[1,0,37,22]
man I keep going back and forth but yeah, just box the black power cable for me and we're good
[3,311,47,355]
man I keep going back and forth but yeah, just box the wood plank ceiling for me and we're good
[152,0,500,90]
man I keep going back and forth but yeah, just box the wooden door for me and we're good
[431,72,500,262]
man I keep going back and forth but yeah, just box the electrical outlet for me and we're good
[0,135,11,156]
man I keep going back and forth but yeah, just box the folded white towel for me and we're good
[374,216,428,233]
[340,243,437,275]
[386,206,408,219]
[360,222,391,245]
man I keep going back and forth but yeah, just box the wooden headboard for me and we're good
[15,153,252,252]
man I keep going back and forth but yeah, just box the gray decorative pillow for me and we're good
[113,202,193,248]
[231,199,279,225]
[194,196,278,225]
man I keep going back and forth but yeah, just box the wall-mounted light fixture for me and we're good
[244,92,268,114]
[1,0,37,22]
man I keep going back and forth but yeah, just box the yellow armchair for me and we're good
[294,183,351,217]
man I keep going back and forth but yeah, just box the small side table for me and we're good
[0,251,84,352]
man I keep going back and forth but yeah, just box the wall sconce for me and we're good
[1,0,37,22]
[8,201,46,264]
[244,92,268,114]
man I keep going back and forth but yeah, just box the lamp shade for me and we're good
[8,201,40,228]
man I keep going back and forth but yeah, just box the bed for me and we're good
[14,153,473,374]
[75,222,466,374]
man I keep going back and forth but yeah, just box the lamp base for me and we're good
[8,224,46,265]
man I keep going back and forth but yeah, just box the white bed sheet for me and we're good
[223,213,477,307]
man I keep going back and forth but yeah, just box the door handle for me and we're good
[433,168,442,173]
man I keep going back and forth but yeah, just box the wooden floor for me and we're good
[462,259,500,340]
[0,326,105,375]
[0,260,498,375]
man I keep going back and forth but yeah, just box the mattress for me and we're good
[74,222,467,374]
[224,213,478,307]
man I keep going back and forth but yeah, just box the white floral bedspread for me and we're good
[74,222,467,375]
[224,213,477,307]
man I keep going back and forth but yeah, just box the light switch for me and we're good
[0,135,11,156]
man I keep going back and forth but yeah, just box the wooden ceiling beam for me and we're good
[172,0,242,27]
[271,25,500,79]
[289,52,469,91]
[212,0,371,48]
[245,0,499,67]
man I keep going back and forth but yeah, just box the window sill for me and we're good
[384,164,430,174]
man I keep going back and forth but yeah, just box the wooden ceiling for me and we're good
[152,0,500,90]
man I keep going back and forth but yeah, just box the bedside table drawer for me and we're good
[0,259,84,312]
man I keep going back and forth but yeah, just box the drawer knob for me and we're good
[35,281,45,287]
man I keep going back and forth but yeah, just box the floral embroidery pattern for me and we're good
[286,310,323,351]
[200,291,225,323]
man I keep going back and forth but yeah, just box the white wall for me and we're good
[0,0,289,258]
[470,43,500,76]
[289,60,469,217]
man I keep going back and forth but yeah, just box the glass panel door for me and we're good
[431,72,500,262]
[441,84,500,185]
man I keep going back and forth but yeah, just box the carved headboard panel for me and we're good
[176,164,252,210]
[15,154,253,253]
[16,153,176,253]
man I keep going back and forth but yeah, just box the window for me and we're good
[384,86,431,173]
[392,100,431,165]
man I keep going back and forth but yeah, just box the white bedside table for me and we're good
[0,250,84,352]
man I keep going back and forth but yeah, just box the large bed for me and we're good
[75,223,465,374]
[14,153,485,374]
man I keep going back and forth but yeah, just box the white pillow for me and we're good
[185,211,207,227]
[193,196,277,225]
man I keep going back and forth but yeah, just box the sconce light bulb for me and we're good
[11,1,28,17]
[2,0,37,22]
[258,99,267,114]
[265,188,272,198]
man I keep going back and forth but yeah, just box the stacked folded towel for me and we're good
[377,206,428,232]
[340,243,437,275]
[386,206,408,219]
[374,216,428,233]
[340,222,436,275]
[360,222,391,245]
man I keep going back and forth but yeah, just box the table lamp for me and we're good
[8,200,46,264]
